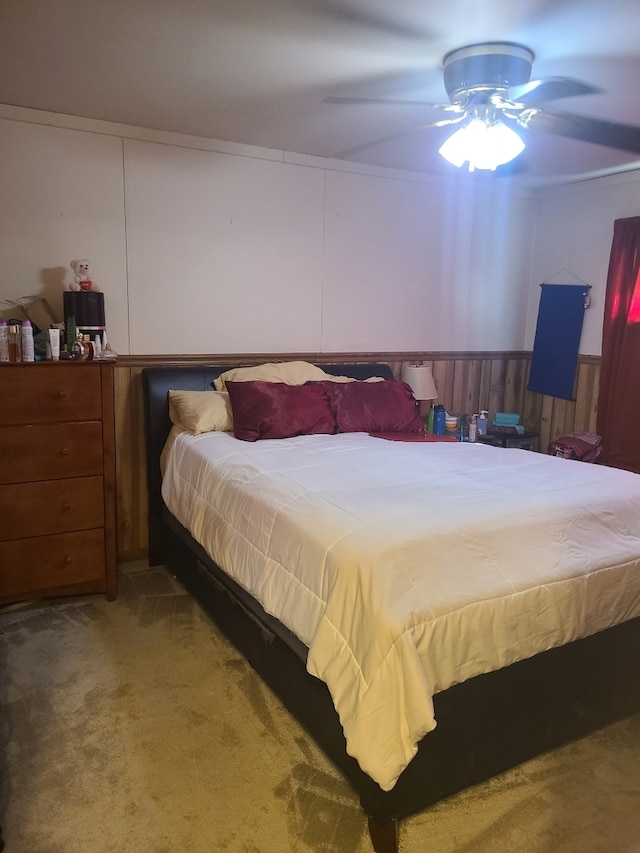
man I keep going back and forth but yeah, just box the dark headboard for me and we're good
[141,363,394,551]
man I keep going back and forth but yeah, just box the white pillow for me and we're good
[168,390,233,434]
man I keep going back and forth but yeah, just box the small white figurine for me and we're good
[69,259,101,292]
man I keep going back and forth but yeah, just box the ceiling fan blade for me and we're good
[508,77,600,104]
[333,124,431,159]
[323,96,456,110]
[428,115,468,129]
[288,0,434,41]
[332,112,471,159]
[522,108,640,154]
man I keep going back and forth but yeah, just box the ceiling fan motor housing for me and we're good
[443,42,534,100]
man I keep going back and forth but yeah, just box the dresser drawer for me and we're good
[0,422,103,484]
[0,364,102,425]
[0,476,104,540]
[0,528,106,600]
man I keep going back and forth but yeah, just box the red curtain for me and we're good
[597,216,640,473]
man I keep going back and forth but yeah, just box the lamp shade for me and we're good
[438,118,525,171]
[402,365,438,401]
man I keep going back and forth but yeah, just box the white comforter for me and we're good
[161,431,640,791]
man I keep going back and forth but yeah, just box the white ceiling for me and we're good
[2,0,640,187]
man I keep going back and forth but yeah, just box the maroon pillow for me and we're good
[226,380,336,442]
[308,380,423,434]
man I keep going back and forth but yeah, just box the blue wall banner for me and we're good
[528,284,589,399]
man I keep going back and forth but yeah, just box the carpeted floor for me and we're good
[0,561,639,853]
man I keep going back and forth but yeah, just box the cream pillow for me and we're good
[213,361,329,391]
[168,390,233,434]
[214,361,386,391]
[322,374,385,383]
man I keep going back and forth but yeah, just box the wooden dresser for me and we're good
[0,362,117,604]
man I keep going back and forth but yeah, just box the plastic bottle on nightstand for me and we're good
[426,405,435,433]
[477,410,489,437]
[468,414,478,443]
[457,413,467,442]
[433,404,446,436]
[21,319,35,362]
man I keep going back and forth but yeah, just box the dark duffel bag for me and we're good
[548,431,603,462]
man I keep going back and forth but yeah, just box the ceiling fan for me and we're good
[325,42,640,171]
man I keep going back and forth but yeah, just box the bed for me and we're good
[142,362,640,853]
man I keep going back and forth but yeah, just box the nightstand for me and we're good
[478,431,539,451]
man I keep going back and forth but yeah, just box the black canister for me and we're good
[63,291,105,341]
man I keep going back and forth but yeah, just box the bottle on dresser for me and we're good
[0,319,8,362]
[21,320,35,362]
[7,322,22,362]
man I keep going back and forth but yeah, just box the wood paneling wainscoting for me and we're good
[114,352,600,562]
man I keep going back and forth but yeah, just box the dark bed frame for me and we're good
[142,363,640,853]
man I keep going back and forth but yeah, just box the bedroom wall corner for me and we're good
[526,168,640,356]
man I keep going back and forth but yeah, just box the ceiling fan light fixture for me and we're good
[438,117,525,171]
[442,42,534,100]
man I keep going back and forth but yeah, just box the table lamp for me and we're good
[402,364,438,431]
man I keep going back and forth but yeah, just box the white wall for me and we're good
[123,139,326,353]
[525,170,640,355]
[322,170,533,352]
[3,104,607,356]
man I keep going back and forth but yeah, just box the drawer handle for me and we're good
[62,502,71,512]
[64,556,73,565]
[61,447,70,456]
[58,389,67,398]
